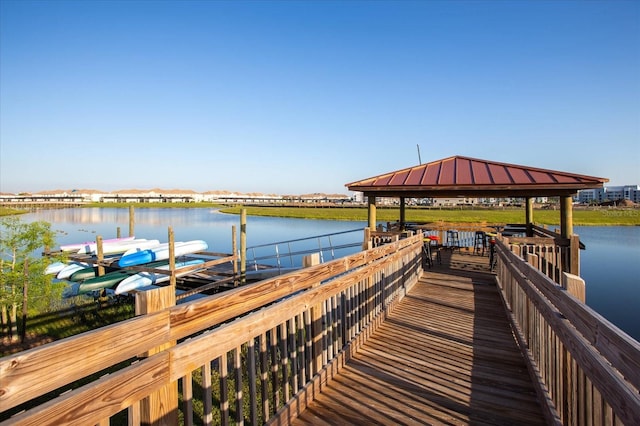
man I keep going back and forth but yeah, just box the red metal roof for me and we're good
[346,156,608,197]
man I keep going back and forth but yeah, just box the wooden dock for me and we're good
[4,233,638,425]
[292,250,546,425]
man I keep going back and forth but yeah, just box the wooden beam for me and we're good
[168,227,176,287]
[232,225,238,286]
[562,272,585,303]
[241,209,247,283]
[560,195,573,238]
[96,235,105,277]
[129,205,135,237]
[136,286,178,425]
[569,234,580,276]
[367,196,376,230]
[526,197,533,237]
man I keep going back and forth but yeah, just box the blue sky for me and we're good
[1,0,638,195]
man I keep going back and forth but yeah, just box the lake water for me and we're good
[20,208,640,341]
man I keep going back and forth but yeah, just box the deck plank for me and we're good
[292,251,546,425]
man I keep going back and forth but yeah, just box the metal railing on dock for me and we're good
[244,227,365,271]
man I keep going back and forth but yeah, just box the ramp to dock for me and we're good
[292,251,546,425]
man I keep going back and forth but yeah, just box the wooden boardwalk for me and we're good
[292,250,546,425]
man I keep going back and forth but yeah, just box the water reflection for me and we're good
[23,208,366,256]
[576,226,639,341]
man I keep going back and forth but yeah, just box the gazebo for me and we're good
[346,155,609,239]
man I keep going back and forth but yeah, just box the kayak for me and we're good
[57,262,91,280]
[77,270,136,295]
[115,259,205,294]
[76,239,161,255]
[60,236,135,252]
[45,261,67,275]
[118,240,208,267]
[69,267,98,282]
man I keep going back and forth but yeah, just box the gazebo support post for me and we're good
[526,197,534,237]
[399,197,406,230]
[560,195,579,275]
[560,195,573,238]
[368,195,377,230]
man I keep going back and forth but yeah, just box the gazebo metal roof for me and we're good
[346,155,608,198]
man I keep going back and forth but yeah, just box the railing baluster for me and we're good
[297,313,306,388]
[270,326,280,410]
[304,308,313,383]
[203,361,213,426]
[247,337,257,426]
[234,346,243,425]
[325,298,333,361]
[289,316,299,393]
[219,354,228,426]
[182,373,194,426]
[259,332,269,420]
[280,323,290,402]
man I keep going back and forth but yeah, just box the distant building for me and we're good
[431,197,478,207]
[604,185,640,203]
[576,185,639,204]
[575,188,606,204]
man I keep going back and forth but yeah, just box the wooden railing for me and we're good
[494,238,640,425]
[0,234,424,425]
[507,224,581,279]
[411,222,581,277]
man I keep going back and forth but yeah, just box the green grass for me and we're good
[218,205,640,226]
[0,207,28,216]
[2,202,638,225]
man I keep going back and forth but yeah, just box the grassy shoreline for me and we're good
[3,203,639,225]
[219,205,640,226]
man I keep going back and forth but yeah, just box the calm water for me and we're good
[20,208,640,341]
[574,226,640,341]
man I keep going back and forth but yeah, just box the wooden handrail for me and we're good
[0,310,170,409]
[1,234,424,425]
[495,240,640,425]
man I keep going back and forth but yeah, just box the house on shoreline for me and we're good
[0,189,352,205]
[1,184,638,207]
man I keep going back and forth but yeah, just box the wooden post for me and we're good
[303,253,324,375]
[96,235,105,277]
[168,227,176,287]
[399,197,406,229]
[363,227,372,250]
[562,272,585,302]
[526,197,534,237]
[560,195,573,239]
[569,234,580,276]
[232,225,238,286]
[303,253,320,268]
[129,205,135,237]
[367,196,376,230]
[560,196,578,274]
[136,235,177,425]
[240,209,247,284]
[135,286,178,425]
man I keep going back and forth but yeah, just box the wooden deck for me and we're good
[292,249,546,425]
